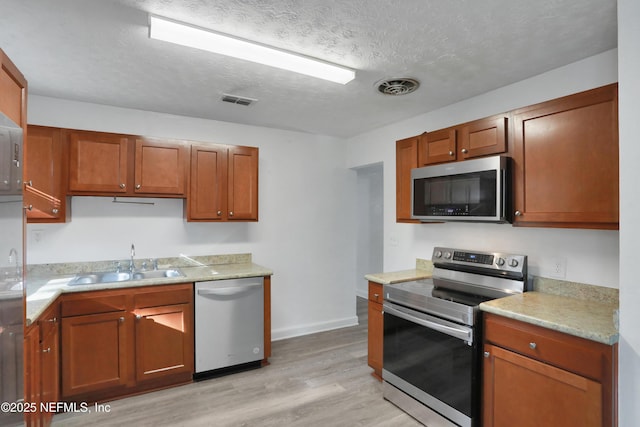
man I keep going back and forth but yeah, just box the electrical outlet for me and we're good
[550,256,567,279]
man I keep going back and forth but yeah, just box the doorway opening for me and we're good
[354,163,384,301]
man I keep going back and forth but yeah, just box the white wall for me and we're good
[26,97,358,340]
[346,49,620,288]
[617,0,640,423]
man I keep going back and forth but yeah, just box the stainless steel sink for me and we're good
[68,269,184,286]
[132,269,184,280]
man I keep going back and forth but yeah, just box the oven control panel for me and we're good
[432,247,527,275]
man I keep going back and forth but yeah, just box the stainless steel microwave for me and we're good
[411,155,510,223]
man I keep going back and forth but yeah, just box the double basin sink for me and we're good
[68,268,185,286]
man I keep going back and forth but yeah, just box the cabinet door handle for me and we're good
[119,183,126,189]
[119,317,125,323]
[529,342,537,350]
[229,211,234,217]
[515,210,522,216]
[42,347,51,353]
[373,293,380,301]
[46,317,57,323]
[448,151,454,156]
[461,148,468,154]
[217,210,222,216]
[135,184,141,189]
[483,351,490,358]
[136,315,143,320]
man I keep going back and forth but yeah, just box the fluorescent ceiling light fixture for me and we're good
[149,15,356,84]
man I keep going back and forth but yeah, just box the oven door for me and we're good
[382,301,478,427]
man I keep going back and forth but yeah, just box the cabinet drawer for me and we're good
[39,302,60,338]
[134,283,193,308]
[484,313,610,381]
[368,282,383,304]
[61,291,127,317]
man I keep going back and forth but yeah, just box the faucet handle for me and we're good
[141,261,148,271]
[114,261,121,272]
[151,258,159,270]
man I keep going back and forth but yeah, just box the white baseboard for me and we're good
[271,315,359,341]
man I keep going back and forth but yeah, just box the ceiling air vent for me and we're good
[221,94,257,106]
[375,78,420,96]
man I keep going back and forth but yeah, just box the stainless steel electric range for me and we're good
[382,247,528,427]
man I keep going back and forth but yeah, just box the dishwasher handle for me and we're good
[197,282,262,297]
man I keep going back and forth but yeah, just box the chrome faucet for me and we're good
[129,243,135,272]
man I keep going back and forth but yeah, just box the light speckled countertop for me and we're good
[480,278,619,345]
[365,258,433,284]
[26,253,272,326]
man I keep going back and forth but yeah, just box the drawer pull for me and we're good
[484,351,490,358]
[42,347,51,353]
[529,342,537,350]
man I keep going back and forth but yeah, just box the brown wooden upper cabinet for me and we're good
[68,130,130,194]
[396,135,420,223]
[419,127,457,165]
[1,50,27,198]
[68,130,187,197]
[134,137,187,196]
[418,115,508,166]
[512,84,618,229]
[187,144,258,222]
[25,125,68,222]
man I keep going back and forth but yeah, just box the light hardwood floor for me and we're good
[52,297,421,426]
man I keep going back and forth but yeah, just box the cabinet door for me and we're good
[23,326,40,427]
[459,116,507,160]
[25,126,66,222]
[0,50,26,128]
[134,303,194,383]
[68,131,130,193]
[227,146,258,221]
[483,343,602,427]
[134,138,187,195]
[419,128,456,165]
[40,326,59,425]
[61,311,131,397]
[367,282,383,380]
[187,144,228,221]
[512,84,618,229]
[396,136,420,222]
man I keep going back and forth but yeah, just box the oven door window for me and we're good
[383,311,474,418]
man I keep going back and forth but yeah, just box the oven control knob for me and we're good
[434,250,442,258]
[508,258,519,268]
[444,252,452,259]
[496,257,506,266]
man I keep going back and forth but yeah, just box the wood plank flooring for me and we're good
[52,297,421,426]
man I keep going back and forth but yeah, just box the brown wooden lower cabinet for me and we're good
[60,283,194,403]
[134,303,194,383]
[61,311,131,397]
[483,313,617,427]
[367,281,383,380]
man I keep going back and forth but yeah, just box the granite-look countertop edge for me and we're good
[479,292,619,345]
[365,269,432,285]
[25,261,273,326]
[365,258,433,285]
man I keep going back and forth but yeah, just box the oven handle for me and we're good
[384,304,473,343]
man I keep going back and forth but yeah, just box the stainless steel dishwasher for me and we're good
[194,277,264,377]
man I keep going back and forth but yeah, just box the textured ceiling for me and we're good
[0,0,617,137]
